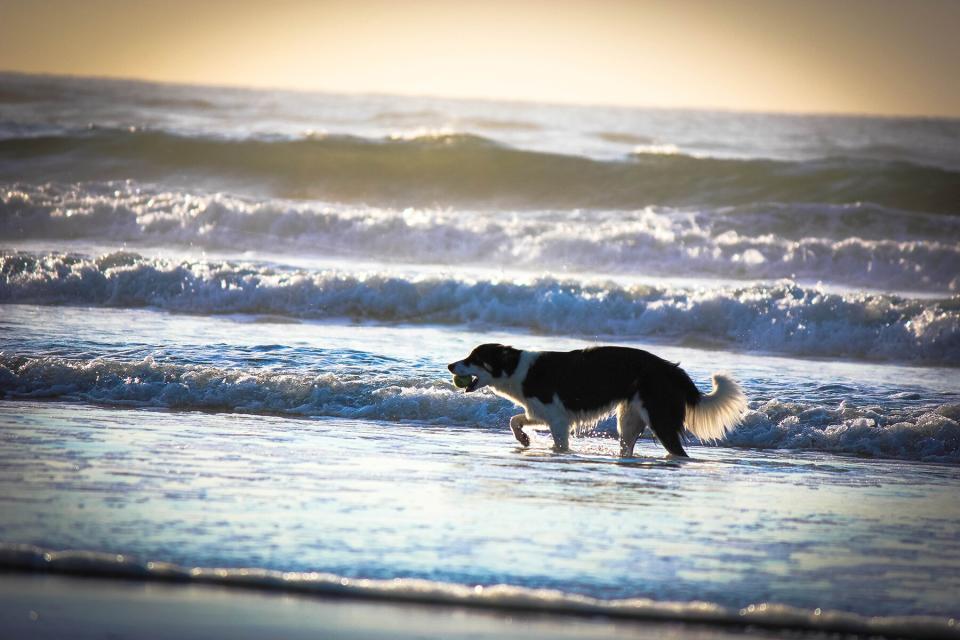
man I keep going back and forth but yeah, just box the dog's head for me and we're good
[447,343,521,393]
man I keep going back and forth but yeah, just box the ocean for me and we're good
[1,71,958,637]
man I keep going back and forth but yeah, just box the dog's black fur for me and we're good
[523,347,700,456]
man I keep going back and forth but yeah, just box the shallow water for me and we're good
[2,304,957,461]
[2,400,958,619]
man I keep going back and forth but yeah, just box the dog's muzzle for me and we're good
[447,361,481,392]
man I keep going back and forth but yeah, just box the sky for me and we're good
[1,0,959,117]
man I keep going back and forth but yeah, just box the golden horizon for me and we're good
[2,0,958,118]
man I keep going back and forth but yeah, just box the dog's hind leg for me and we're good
[509,414,533,447]
[617,399,647,457]
[648,417,689,457]
[643,393,690,457]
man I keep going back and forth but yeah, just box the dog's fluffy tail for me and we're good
[684,372,747,441]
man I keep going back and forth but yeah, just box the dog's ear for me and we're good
[498,345,520,376]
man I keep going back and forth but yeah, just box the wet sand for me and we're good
[0,573,796,640]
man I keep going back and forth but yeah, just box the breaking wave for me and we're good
[729,399,960,463]
[2,128,959,212]
[1,354,957,462]
[3,251,958,364]
[3,184,959,291]
[1,543,957,640]
[0,353,512,426]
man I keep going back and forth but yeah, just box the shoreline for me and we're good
[0,572,786,640]
[2,544,958,640]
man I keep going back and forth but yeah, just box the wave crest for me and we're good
[2,128,958,212]
[3,184,959,290]
[0,354,512,425]
[2,251,958,365]
[1,354,957,462]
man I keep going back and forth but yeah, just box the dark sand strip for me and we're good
[1,573,794,640]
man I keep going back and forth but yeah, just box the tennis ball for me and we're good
[452,374,472,388]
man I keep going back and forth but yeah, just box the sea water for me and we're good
[1,72,958,635]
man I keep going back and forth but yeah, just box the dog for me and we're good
[448,344,746,457]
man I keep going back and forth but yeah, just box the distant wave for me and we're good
[1,543,957,640]
[1,128,958,213]
[458,117,542,131]
[3,184,959,291]
[3,252,958,365]
[1,354,958,462]
[370,111,543,131]
[0,78,216,110]
[592,131,657,145]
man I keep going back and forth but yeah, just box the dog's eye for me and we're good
[483,363,493,372]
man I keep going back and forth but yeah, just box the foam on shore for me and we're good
[2,354,957,461]
[0,543,956,640]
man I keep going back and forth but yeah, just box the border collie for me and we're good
[448,344,746,457]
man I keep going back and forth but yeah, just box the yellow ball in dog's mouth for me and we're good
[452,374,473,388]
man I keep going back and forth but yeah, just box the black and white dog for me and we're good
[448,344,746,457]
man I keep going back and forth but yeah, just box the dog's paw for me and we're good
[512,428,531,447]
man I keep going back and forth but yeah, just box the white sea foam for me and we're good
[3,183,958,290]
[0,543,956,639]
[1,354,956,462]
[2,251,958,364]
[730,400,960,463]
[0,354,516,426]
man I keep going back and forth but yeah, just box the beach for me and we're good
[2,572,861,640]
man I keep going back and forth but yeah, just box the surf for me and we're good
[3,250,958,365]
[2,127,960,213]
[4,183,960,291]
[0,351,956,462]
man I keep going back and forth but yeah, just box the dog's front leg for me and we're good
[547,421,570,452]
[509,414,532,447]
